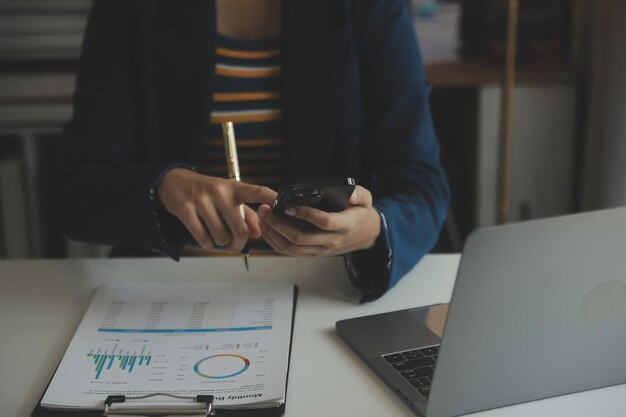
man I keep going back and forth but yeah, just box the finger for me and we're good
[244,205,262,239]
[348,185,373,207]
[263,209,336,246]
[260,219,322,256]
[258,204,272,221]
[233,182,277,206]
[215,201,249,252]
[178,210,214,250]
[196,200,231,247]
[284,205,342,231]
[260,214,295,254]
[259,221,283,253]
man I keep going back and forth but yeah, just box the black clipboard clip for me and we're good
[104,393,215,416]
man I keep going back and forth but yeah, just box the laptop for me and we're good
[336,208,626,417]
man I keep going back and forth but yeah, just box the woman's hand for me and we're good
[258,185,381,256]
[157,168,277,252]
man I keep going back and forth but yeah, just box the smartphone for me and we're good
[272,178,356,215]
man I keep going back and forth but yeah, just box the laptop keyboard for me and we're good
[383,345,440,399]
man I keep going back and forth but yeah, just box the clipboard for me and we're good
[31,286,298,417]
[31,388,287,417]
[106,393,215,416]
[32,391,287,417]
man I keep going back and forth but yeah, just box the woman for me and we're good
[59,0,450,302]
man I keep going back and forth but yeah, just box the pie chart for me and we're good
[193,354,250,379]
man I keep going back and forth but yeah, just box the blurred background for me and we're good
[0,0,624,259]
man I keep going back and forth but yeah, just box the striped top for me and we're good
[200,34,289,191]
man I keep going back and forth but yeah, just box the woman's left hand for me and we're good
[258,185,381,256]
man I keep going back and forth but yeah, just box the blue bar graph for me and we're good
[86,345,152,380]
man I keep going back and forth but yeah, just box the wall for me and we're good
[477,85,577,227]
[581,0,626,210]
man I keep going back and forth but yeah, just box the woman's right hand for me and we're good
[157,168,277,252]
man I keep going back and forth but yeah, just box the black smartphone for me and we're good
[272,178,356,215]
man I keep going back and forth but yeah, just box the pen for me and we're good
[221,121,250,271]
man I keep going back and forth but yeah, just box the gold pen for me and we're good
[222,121,250,271]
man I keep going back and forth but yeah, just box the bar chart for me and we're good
[86,344,152,380]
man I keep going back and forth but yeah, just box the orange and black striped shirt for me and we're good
[200,34,289,190]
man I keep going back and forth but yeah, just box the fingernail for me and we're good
[285,207,296,216]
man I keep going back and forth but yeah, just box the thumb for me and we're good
[348,185,373,208]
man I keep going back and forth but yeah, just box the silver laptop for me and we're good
[336,208,626,417]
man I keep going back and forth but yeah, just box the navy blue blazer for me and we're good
[59,0,450,302]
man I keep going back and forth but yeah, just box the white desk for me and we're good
[1,254,625,417]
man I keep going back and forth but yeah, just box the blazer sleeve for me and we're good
[57,0,185,257]
[346,0,451,302]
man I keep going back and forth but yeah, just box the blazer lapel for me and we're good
[152,0,214,163]
[282,0,349,181]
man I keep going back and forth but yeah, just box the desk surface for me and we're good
[1,254,625,417]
